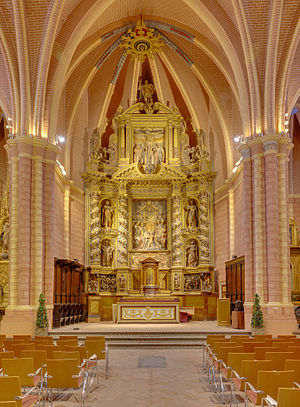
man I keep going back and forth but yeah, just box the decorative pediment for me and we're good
[112,162,187,181]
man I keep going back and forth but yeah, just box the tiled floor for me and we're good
[53,348,228,407]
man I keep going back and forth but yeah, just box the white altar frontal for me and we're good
[116,297,180,324]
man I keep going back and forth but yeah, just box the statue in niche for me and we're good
[174,273,180,290]
[101,239,114,267]
[140,80,155,113]
[185,199,198,228]
[134,143,145,165]
[202,274,212,292]
[0,219,9,256]
[186,239,199,267]
[101,200,114,229]
[119,274,126,291]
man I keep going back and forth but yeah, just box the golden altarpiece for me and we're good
[82,88,217,321]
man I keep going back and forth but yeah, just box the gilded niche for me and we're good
[132,200,167,250]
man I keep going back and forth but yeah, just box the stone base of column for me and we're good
[1,306,53,336]
[244,302,297,335]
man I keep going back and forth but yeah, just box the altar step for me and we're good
[50,330,251,349]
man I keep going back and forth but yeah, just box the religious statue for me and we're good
[0,219,9,255]
[185,199,198,228]
[100,239,114,267]
[140,80,154,106]
[186,239,199,267]
[202,274,211,292]
[119,274,126,291]
[174,273,180,290]
[101,200,114,229]
[133,143,145,164]
[90,127,100,158]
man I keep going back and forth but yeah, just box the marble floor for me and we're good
[53,348,229,407]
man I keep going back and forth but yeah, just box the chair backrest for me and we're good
[63,345,88,363]
[52,351,80,364]
[12,335,32,342]
[3,340,23,351]
[35,344,59,358]
[85,339,106,359]
[253,335,273,341]
[212,342,237,353]
[277,387,300,407]
[20,350,47,371]
[0,376,22,407]
[0,401,18,406]
[275,342,295,351]
[56,339,78,347]
[227,352,255,375]
[230,337,252,344]
[2,358,35,387]
[265,352,294,370]
[10,343,35,358]
[287,346,300,358]
[206,335,226,346]
[0,351,14,368]
[34,336,53,344]
[241,360,273,388]
[277,335,296,339]
[0,335,6,347]
[257,370,295,400]
[46,359,80,389]
[254,346,280,360]
[243,341,265,352]
[216,346,243,364]
[285,359,300,384]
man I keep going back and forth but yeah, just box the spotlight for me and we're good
[233,135,240,143]
[55,135,66,144]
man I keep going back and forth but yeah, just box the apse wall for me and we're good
[214,170,244,282]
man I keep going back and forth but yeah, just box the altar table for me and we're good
[116,297,180,323]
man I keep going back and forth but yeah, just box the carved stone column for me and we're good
[117,184,128,266]
[2,137,59,335]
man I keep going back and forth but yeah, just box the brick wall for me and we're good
[53,180,65,259]
[234,176,244,257]
[69,197,85,264]
[214,196,230,281]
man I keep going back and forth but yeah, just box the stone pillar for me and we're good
[239,145,254,328]
[251,141,266,303]
[2,137,59,336]
[239,135,296,334]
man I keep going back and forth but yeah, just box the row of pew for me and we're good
[0,334,108,406]
[203,334,300,406]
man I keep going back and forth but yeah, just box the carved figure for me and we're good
[101,239,114,267]
[174,273,180,290]
[202,274,211,292]
[101,200,114,229]
[88,274,98,293]
[184,273,201,290]
[119,274,126,291]
[186,239,199,267]
[99,275,116,292]
[185,199,198,228]
[134,143,145,164]
[0,220,9,254]
[140,80,154,106]
[90,128,100,158]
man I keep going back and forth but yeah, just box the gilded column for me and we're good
[171,183,182,265]
[117,183,128,266]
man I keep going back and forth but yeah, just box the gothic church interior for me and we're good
[0,0,300,340]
